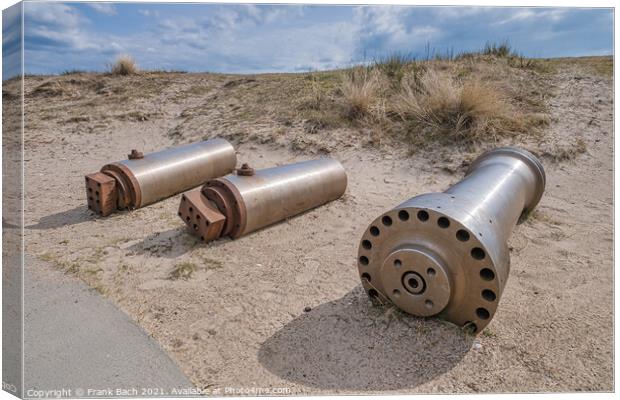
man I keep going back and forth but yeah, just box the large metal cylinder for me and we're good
[357,147,545,333]
[85,139,236,216]
[178,158,347,242]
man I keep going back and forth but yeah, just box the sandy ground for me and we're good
[15,60,612,393]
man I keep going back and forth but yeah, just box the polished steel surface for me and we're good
[224,158,347,236]
[116,138,236,207]
[357,147,545,333]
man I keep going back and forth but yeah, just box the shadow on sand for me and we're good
[25,206,95,230]
[258,286,473,391]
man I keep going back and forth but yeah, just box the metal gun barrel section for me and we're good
[356,147,545,333]
[179,158,347,243]
[85,138,237,216]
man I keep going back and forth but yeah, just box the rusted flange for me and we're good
[236,163,255,176]
[128,149,144,160]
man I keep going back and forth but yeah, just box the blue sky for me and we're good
[2,2,614,79]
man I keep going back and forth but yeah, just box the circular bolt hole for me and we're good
[408,278,419,288]
[370,226,380,236]
[476,307,490,320]
[200,236,204,241]
[382,215,393,226]
[456,229,470,242]
[362,240,372,250]
[471,247,486,260]
[181,196,185,202]
[392,289,401,298]
[425,300,433,309]
[89,196,93,201]
[368,289,378,298]
[482,289,497,302]
[437,217,450,228]
[205,220,210,226]
[398,210,409,221]
[97,183,101,187]
[185,216,190,222]
[417,210,429,221]
[361,272,371,282]
[196,214,201,220]
[394,259,402,268]
[359,256,369,266]
[189,207,193,213]
[88,188,92,192]
[480,268,495,281]
[95,191,99,196]
[193,224,198,231]
[426,268,436,277]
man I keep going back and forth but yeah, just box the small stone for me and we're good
[304,306,312,313]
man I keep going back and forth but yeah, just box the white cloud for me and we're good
[87,3,117,16]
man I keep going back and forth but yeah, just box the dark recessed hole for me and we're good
[437,217,450,228]
[368,289,378,298]
[480,268,495,281]
[489,219,493,224]
[177,212,181,216]
[471,247,486,260]
[361,273,371,282]
[89,196,93,201]
[456,229,470,242]
[189,207,193,213]
[482,289,497,302]
[193,224,198,231]
[97,183,101,187]
[426,267,436,277]
[200,236,204,241]
[95,200,99,204]
[476,307,490,320]
[394,259,402,268]
[205,220,210,226]
[417,210,429,221]
[382,216,393,226]
[359,256,369,265]
[463,321,478,334]
[362,240,372,250]
[392,289,401,297]
[181,196,185,202]
[398,210,409,221]
[370,226,380,236]
[408,278,419,289]
[88,188,92,192]
[196,214,201,220]
[186,216,190,222]
[95,191,99,196]
[424,300,433,309]
[87,205,92,210]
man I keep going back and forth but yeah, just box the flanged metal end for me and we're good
[357,147,545,334]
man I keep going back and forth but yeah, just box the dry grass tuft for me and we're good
[109,55,139,76]
[169,261,197,280]
[341,67,380,119]
[393,69,516,145]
